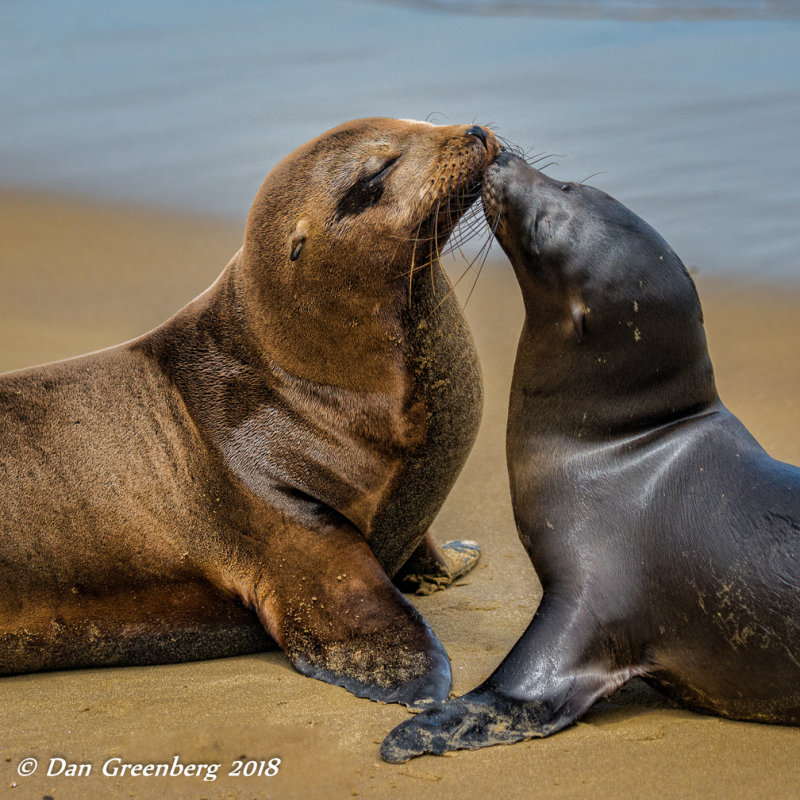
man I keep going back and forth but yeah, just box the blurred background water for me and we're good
[1,0,798,281]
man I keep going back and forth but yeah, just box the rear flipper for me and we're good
[394,531,481,595]
[381,592,635,760]
[225,517,452,708]
[0,581,272,675]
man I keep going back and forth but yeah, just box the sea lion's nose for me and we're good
[488,150,528,176]
[466,125,489,150]
[494,150,516,167]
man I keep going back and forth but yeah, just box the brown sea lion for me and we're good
[382,150,800,757]
[0,118,499,706]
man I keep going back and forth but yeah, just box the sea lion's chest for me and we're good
[213,267,481,569]
[364,266,483,571]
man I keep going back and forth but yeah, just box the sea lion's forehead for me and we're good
[310,138,400,189]
[305,121,448,187]
[299,118,458,178]
[398,118,442,127]
[315,117,434,145]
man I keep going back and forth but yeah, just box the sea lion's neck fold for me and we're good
[231,243,413,394]
[511,313,719,441]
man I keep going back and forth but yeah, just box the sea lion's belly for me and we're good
[0,350,214,594]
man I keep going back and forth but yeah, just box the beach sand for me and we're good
[1,188,798,799]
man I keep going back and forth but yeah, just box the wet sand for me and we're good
[1,189,798,799]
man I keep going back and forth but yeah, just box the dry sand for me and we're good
[0,188,798,800]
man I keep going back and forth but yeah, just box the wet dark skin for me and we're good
[0,119,498,707]
[382,151,800,759]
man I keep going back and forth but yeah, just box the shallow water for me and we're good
[1,0,798,281]
[395,0,800,21]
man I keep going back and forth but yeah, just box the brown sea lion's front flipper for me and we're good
[381,592,634,761]
[231,518,451,708]
[394,532,481,595]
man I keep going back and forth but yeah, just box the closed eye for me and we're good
[335,156,401,221]
[366,155,400,184]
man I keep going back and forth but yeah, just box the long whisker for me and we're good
[424,200,496,318]
[534,153,565,167]
[439,221,483,260]
[431,197,442,294]
[440,219,488,259]
[462,210,501,311]
[579,171,606,184]
[494,134,528,159]
[445,256,480,301]
[390,209,484,281]
[408,214,425,303]
[394,193,480,252]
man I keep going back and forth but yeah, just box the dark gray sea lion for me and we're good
[382,150,800,756]
[0,118,499,707]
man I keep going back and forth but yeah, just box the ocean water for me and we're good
[1,0,798,281]
[395,0,800,20]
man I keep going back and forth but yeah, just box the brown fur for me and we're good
[0,118,498,705]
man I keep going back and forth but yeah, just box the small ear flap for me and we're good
[290,237,305,261]
[570,299,585,343]
[289,219,309,262]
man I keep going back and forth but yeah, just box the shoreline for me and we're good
[1,188,799,799]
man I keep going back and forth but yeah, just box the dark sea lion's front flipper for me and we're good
[381,592,633,761]
[230,517,451,708]
[394,531,481,595]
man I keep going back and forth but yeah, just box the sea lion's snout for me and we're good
[482,152,532,207]
[483,155,586,277]
[491,149,522,169]
[481,152,537,241]
[483,152,552,201]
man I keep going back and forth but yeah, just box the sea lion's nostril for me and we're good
[465,125,489,151]
[493,151,515,167]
